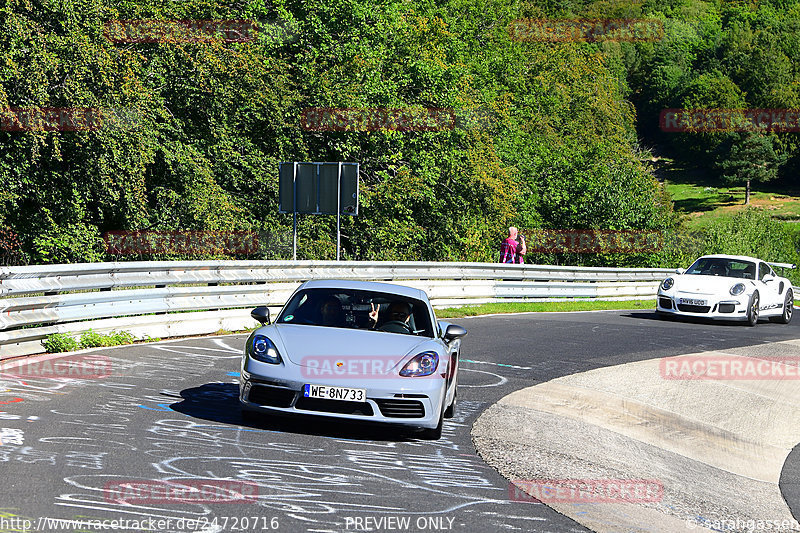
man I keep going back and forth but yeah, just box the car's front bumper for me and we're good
[238,359,447,429]
[656,291,749,320]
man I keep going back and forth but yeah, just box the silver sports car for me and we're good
[239,279,467,439]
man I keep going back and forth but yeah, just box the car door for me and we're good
[758,262,782,311]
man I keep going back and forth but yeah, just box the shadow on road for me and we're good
[621,310,755,327]
[169,382,421,442]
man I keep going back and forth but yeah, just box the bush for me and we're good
[79,330,107,349]
[43,333,79,353]
[42,330,139,353]
[700,209,800,285]
[108,331,136,345]
[79,329,136,349]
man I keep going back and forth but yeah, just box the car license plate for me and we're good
[679,298,707,306]
[303,384,366,402]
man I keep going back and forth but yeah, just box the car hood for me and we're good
[671,275,753,295]
[265,324,435,370]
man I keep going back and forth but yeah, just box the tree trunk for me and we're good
[745,180,750,205]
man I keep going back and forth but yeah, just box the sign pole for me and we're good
[292,162,297,260]
[336,162,342,261]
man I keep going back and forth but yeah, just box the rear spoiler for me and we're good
[768,262,796,269]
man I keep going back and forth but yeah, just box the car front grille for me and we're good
[294,397,374,416]
[374,399,425,418]
[248,385,296,408]
[718,303,735,313]
[658,297,673,310]
[677,304,711,313]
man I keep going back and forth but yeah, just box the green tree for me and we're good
[716,133,785,204]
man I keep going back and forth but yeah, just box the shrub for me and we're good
[43,333,79,353]
[700,209,800,284]
[107,331,135,345]
[78,329,136,349]
[79,330,107,349]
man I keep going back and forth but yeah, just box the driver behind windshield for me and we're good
[709,262,727,276]
[368,301,413,333]
[385,301,412,324]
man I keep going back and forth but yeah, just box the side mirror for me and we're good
[443,324,467,342]
[675,268,685,274]
[762,274,775,283]
[251,306,271,325]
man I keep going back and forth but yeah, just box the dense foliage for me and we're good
[0,0,797,266]
[621,0,800,185]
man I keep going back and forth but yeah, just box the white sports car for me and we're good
[656,254,795,326]
[239,279,467,439]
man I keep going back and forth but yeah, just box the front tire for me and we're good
[420,393,446,440]
[747,292,760,327]
[420,415,443,440]
[780,289,794,324]
[443,389,457,419]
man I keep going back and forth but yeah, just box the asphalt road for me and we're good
[1,309,799,533]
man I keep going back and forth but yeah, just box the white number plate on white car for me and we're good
[679,298,707,306]
[303,384,366,402]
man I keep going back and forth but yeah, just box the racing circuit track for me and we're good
[1,309,799,533]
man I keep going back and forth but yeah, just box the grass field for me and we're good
[436,299,656,318]
[658,160,800,235]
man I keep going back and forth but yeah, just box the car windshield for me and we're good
[685,258,756,279]
[276,288,434,337]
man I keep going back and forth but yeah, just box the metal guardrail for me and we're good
[0,261,672,359]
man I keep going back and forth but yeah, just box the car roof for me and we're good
[696,254,761,263]
[298,279,428,300]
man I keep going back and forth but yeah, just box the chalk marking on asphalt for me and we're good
[462,359,531,370]
[459,369,508,388]
[137,403,173,411]
[213,338,241,353]
[152,344,237,353]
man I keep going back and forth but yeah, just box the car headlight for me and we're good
[248,334,281,364]
[661,277,674,291]
[399,351,439,377]
[730,283,746,296]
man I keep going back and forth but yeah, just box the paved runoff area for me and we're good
[474,338,800,532]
